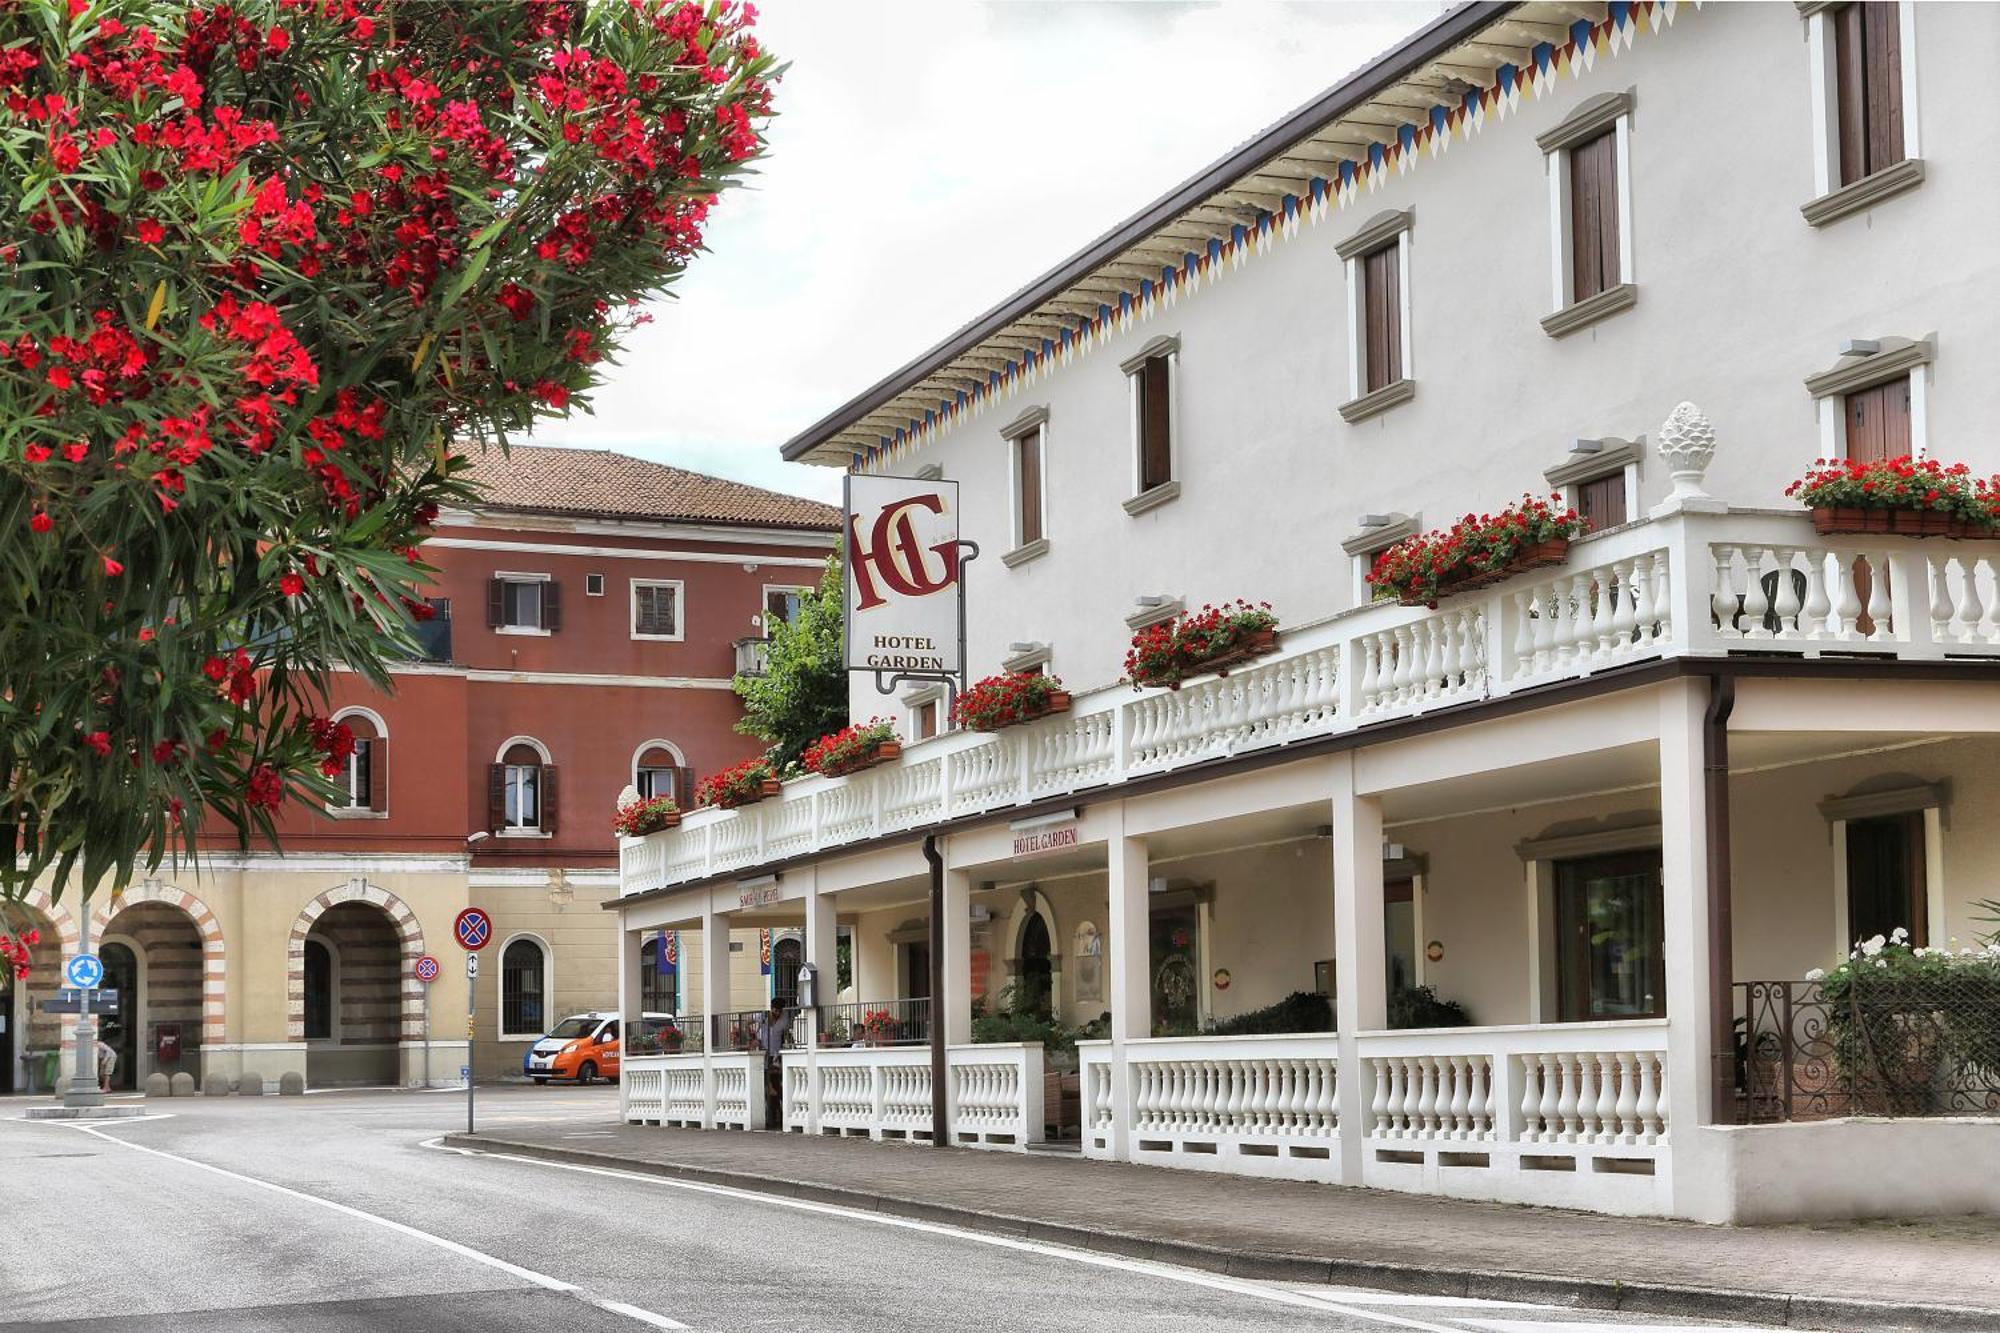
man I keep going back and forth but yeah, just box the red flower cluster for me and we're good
[1785,455,2000,524]
[245,763,284,811]
[1,925,41,981]
[1367,494,1588,607]
[613,794,680,837]
[801,719,898,778]
[306,715,357,778]
[203,650,259,707]
[1124,601,1279,689]
[695,756,777,810]
[951,671,1069,732]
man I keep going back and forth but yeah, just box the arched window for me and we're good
[500,937,548,1038]
[303,939,333,1040]
[490,739,555,834]
[336,712,385,812]
[1018,913,1053,1021]
[634,745,685,804]
[641,934,678,1014]
[772,936,803,1008]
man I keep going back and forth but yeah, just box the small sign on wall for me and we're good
[1011,820,1079,859]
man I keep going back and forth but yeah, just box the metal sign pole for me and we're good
[65,905,101,1108]
[465,952,477,1134]
[423,984,432,1091]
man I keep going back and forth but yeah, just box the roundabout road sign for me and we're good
[64,953,104,990]
[414,954,441,983]
[452,907,493,952]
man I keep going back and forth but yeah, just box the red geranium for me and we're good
[696,757,777,810]
[1786,455,2000,524]
[1366,493,1589,607]
[801,719,898,778]
[1125,601,1279,689]
[952,671,1068,731]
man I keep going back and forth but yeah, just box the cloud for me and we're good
[532,1,1428,503]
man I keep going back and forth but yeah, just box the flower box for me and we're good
[1810,507,1977,539]
[1404,537,1573,605]
[1125,602,1280,690]
[1788,456,2000,540]
[803,720,901,778]
[953,671,1073,732]
[697,758,780,810]
[613,795,681,837]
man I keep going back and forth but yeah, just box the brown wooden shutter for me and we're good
[1577,474,1627,531]
[367,737,388,813]
[1862,1,1902,177]
[1843,378,1910,463]
[486,762,506,832]
[1016,431,1043,545]
[1832,3,1866,185]
[485,578,505,628]
[1568,130,1616,303]
[539,764,559,834]
[542,580,562,633]
[675,765,695,807]
[1362,244,1400,393]
[1139,358,1172,490]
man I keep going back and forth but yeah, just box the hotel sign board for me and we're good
[844,475,964,678]
[1012,820,1080,860]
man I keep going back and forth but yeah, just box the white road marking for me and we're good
[1462,1325,1769,1333]
[426,1138,1480,1333]
[59,1121,688,1331]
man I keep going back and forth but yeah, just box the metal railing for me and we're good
[709,1008,803,1053]
[623,1016,703,1056]
[1736,978,2000,1122]
[813,998,932,1047]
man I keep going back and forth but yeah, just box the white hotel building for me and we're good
[609,1,2000,1222]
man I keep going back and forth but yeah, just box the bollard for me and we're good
[237,1073,265,1096]
[277,1071,305,1096]
[144,1072,170,1098]
[170,1072,196,1097]
[203,1074,233,1097]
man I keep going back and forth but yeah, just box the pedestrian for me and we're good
[96,1025,119,1093]
[753,998,793,1125]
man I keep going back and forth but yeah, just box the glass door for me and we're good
[1555,851,1665,1022]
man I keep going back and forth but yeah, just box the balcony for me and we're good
[622,503,2000,897]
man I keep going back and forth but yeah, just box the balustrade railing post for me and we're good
[1111,701,1131,784]
[1489,1046,1521,1142]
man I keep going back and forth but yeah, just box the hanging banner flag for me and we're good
[844,474,963,677]
[759,928,772,975]
[663,930,678,967]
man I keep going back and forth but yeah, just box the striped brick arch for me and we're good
[16,886,85,1061]
[90,881,228,1045]
[286,880,426,1043]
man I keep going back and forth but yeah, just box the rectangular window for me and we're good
[764,586,808,628]
[488,576,558,633]
[504,764,540,830]
[1842,376,1911,462]
[1136,354,1172,491]
[1360,243,1402,394]
[1555,851,1664,1022]
[1567,128,1620,304]
[636,766,675,801]
[911,701,939,742]
[1014,424,1045,548]
[1846,812,1926,946]
[501,580,541,629]
[1576,472,1628,531]
[631,580,683,639]
[585,573,606,597]
[347,738,374,809]
[1833,1,1904,186]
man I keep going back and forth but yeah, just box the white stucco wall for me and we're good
[848,2,2000,721]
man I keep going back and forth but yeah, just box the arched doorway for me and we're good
[1018,914,1054,1021]
[1,903,64,1094]
[303,901,402,1087]
[97,899,208,1090]
[772,935,803,1008]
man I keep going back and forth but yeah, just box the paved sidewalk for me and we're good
[447,1120,2000,1332]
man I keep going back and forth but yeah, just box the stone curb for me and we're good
[442,1133,2000,1333]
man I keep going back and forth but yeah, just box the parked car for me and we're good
[522,1011,677,1085]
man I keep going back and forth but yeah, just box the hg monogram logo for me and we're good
[848,493,959,613]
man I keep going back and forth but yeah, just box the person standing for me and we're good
[752,999,793,1127]
[95,1026,119,1093]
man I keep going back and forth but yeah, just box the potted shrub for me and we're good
[1785,455,2000,538]
[612,794,680,837]
[952,671,1072,732]
[1367,493,1589,608]
[1812,930,2000,1116]
[802,718,901,778]
[1124,600,1280,690]
[696,756,781,809]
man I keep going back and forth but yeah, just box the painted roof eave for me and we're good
[778,1,1520,465]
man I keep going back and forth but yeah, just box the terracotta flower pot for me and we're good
[1402,537,1576,606]
[758,776,782,796]
[969,690,1073,732]
[1810,506,1978,539]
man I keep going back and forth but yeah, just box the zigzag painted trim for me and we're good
[853,0,1687,475]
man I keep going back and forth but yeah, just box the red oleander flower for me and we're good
[279,572,305,597]
[83,730,112,756]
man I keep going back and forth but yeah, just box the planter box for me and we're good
[1398,538,1574,606]
[630,809,682,834]
[1811,506,1982,539]
[968,691,1072,733]
[820,739,902,778]
[1131,627,1280,689]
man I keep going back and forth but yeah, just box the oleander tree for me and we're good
[0,0,780,943]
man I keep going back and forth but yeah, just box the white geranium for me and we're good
[1890,926,1910,944]
[1804,967,1825,981]
[1859,934,1888,958]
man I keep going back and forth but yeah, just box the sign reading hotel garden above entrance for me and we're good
[1012,819,1080,860]
[844,475,964,678]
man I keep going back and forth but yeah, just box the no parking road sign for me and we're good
[452,907,493,952]
[414,954,441,983]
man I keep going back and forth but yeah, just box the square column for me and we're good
[941,868,973,1045]
[616,925,643,1120]
[1658,677,1725,1215]
[803,878,835,1134]
[700,903,730,1128]
[1330,751,1385,1183]
[1105,816,1149,1161]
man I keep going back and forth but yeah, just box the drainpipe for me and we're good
[1703,672,1736,1125]
[923,834,947,1148]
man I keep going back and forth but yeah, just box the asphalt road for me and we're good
[1,1087,1793,1333]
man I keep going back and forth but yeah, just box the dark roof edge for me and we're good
[466,499,840,532]
[779,1,1518,464]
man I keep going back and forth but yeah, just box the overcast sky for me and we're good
[531,1,1436,502]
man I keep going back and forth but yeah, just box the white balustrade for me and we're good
[622,1052,758,1130]
[778,1044,1045,1149]
[711,1052,766,1130]
[620,509,2000,896]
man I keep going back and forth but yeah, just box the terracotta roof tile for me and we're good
[458,444,839,531]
